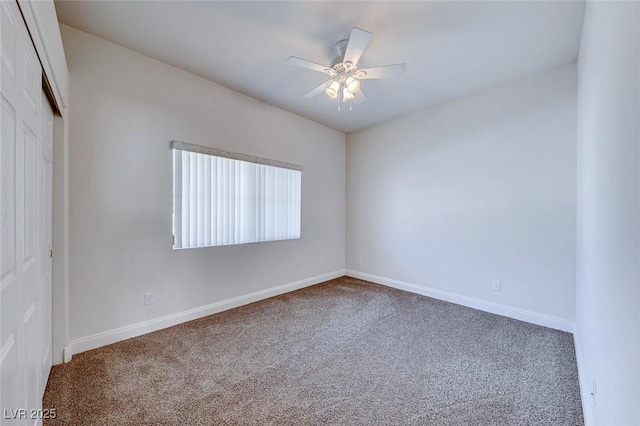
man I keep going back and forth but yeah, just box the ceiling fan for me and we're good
[287,28,406,109]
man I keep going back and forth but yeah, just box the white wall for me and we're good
[575,2,640,424]
[346,65,577,328]
[60,25,345,346]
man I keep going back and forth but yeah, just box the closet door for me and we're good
[1,0,49,424]
[38,84,54,399]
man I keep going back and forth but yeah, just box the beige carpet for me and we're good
[44,277,583,425]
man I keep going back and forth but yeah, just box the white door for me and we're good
[1,0,51,424]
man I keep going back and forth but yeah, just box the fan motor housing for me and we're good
[330,56,345,69]
[331,39,353,71]
[330,39,364,79]
[334,39,349,56]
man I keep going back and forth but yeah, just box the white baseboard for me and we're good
[345,270,574,333]
[70,269,346,355]
[573,329,593,425]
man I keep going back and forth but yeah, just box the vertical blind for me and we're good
[172,141,302,249]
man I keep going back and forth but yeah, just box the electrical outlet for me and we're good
[144,292,154,305]
[357,256,363,264]
[492,280,502,291]
[320,257,325,266]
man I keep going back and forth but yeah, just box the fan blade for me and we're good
[302,80,333,98]
[353,89,367,105]
[343,28,372,66]
[287,57,334,76]
[358,63,406,79]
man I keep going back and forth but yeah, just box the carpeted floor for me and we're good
[44,277,584,425]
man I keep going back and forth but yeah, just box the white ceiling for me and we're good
[55,1,585,133]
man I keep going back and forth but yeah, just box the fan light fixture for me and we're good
[342,86,355,101]
[287,27,406,110]
[326,77,360,102]
[325,80,340,99]
[345,76,360,94]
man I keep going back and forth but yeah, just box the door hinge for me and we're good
[50,250,53,258]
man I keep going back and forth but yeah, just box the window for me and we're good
[171,141,302,249]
